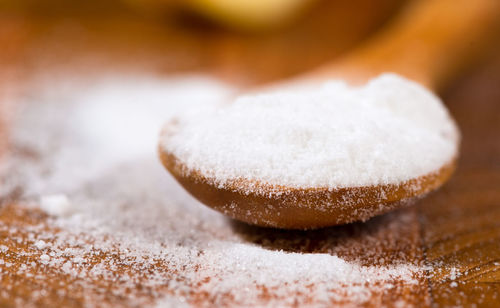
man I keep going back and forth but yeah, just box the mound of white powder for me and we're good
[161,73,459,189]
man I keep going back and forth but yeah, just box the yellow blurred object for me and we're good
[123,0,316,31]
[184,0,317,31]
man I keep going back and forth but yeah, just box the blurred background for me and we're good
[2,0,500,87]
[0,0,435,85]
[2,0,499,89]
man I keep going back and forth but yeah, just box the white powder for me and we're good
[162,74,459,189]
[0,73,448,307]
[40,194,73,217]
[34,240,49,250]
[40,254,51,263]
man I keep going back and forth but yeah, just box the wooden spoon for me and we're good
[159,0,500,229]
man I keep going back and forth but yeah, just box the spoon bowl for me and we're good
[159,131,456,229]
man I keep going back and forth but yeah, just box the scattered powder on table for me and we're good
[0,73,449,307]
[161,73,459,189]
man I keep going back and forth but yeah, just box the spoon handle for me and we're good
[318,0,500,89]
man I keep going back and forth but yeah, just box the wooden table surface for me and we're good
[1,0,499,307]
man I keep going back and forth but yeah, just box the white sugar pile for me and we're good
[1,74,436,307]
[161,74,459,189]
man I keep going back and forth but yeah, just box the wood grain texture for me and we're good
[418,58,500,307]
[0,0,499,306]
